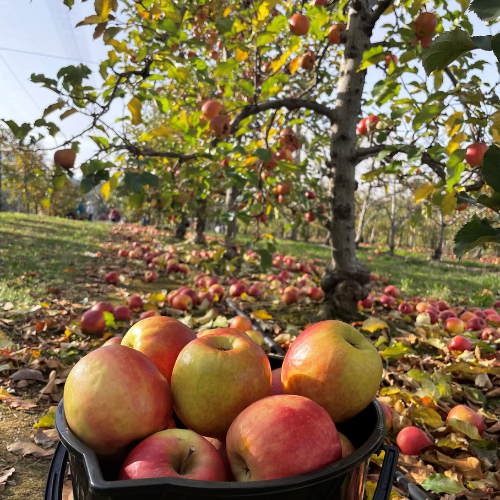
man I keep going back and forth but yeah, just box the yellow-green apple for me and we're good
[113,305,131,321]
[246,330,265,347]
[396,426,432,455]
[229,316,253,331]
[447,405,484,435]
[122,316,196,384]
[281,320,383,423]
[64,345,172,456]
[119,429,226,481]
[449,335,472,352]
[338,432,355,458]
[377,399,393,433]
[171,329,271,437]
[270,367,284,395]
[102,335,123,346]
[444,317,464,334]
[226,395,341,481]
[81,310,106,335]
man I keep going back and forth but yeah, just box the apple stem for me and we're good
[180,446,196,475]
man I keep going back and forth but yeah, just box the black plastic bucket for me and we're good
[45,354,398,500]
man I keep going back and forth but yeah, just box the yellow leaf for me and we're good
[257,0,279,20]
[0,330,13,349]
[152,126,171,137]
[110,172,121,190]
[491,127,500,144]
[289,57,300,75]
[253,310,273,320]
[383,4,393,14]
[410,406,444,428]
[445,112,464,137]
[271,50,291,72]
[33,410,56,428]
[108,39,127,52]
[140,132,154,142]
[236,48,249,62]
[149,293,167,302]
[415,183,435,203]
[41,302,50,308]
[361,317,389,333]
[432,70,443,91]
[41,198,50,210]
[223,7,231,16]
[128,97,142,125]
[213,247,226,262]
[261,233,274,239]
[266,204,272,215]
[0,387,10,399]
[95,0,112,18]
[64,329,73,337]
[101,181,111,200]
[63,268,75,273]
[492,110,500,129]
[441,191,457,216]
[446,131,467,156]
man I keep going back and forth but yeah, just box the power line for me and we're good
[0,47,99,65]
[0,52,42,112]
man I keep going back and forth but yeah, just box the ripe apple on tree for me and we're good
[289,14,310,36]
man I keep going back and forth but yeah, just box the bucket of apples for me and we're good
[45,317,398,500]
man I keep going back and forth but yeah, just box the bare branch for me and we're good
[369,0,394,27]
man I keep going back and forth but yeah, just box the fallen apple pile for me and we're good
[64,318,382,482]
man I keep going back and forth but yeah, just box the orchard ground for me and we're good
[1,213,500,499]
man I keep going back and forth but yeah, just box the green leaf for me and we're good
[454,219,500,258]
[380,342,416,359]
[255,148,272,162]
[446,418,483,440]
[154,97,169,113]
[422,474,463,494]
[124,172,144,193]
[493,34,500,62]
[371,80,400,105]
[76,15,103,27]
[469,439,498,459]
[129,191,145,209]
[103,27,122,43]
[140,172,159,187]
[89,136,109,149]
[257,32,276,47]
[256,248,273,272]
[103,311,116,328]
[60,108,78,120]
[43,101,65,118]
[216,18,233,35]
[52,174,67,190]
[471,36,492,51]
[422,30,477,75]
[359,46,386,70]
[412,103,445,130]
[213,59,238,78]
[471,0,500,20]
[63,0,75,7]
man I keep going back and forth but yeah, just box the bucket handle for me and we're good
[372,445,399,500]
[44,442,68,500]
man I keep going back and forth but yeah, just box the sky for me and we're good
[0,0,496,177]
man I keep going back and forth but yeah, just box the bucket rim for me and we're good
[55,397,386,495]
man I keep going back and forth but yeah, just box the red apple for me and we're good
[481,326,500,341]
[105,271,119,285]
[439,310,457,321]
[248,283,264,297]
[282,320,383,423]
[102,335,123,346]
[209,284,225,299]
[466,316,486,331]
[384,285,399,297]
[229,283,247,297]
[365,115,381,132]
[398,302,413,315]
[328,23,347,44]
[289,14,310,36]
[127,295,143,310]
[308,286,324,301]
[81,310,106,335]
[139,310,159,320]
[201,101,222,121]
[171,294,193,311]
[226,395,342,480]
[377,400,393,433]
[64,345,172,456]
[118,249,128,257]
[358,297,373,308]
[54,149,76,170]
[281,290,298,305]
[270,367,284,396]
[397,426,432,455]
[449,335,472,352]
[436,300,449,311]
[357,118,368,136]
[203,436,234,480]
[171,329,271,437]
[379,295,395,308]
[465,143,488,167]
[447,405,484,436]
[122,316,196,384]
[144,270,158,283]
[414,12,438,37]
[91,302,114,313]
[113,305,132,321]
[198,291,214,304]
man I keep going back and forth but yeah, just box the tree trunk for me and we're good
[175,217,188,240]
[290,225,298,241]
[224,186,239,258]
[194,198,207,245]
[321,3,374,314]
[304,222,310,242]
[355,185,372,247]
[410,228,416,249]
[432,210,445,260]
[388,181,397,256]
[369,225,376,245]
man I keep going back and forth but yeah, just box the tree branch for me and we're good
[369,0,394,27]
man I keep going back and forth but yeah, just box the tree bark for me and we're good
[410,228,416,249]
[290,225,298,241]
[321,2,374,313]
[194,198,207,245]
[304,222,310,242]
[432,210,445,260]
[388,180,397,256]
[369,225,376,245]
[175,217,189,240]
[224,186,239,258]
[355,184,372,247]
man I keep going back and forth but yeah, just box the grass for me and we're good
[226,232,500,307]
[0,212,110,306]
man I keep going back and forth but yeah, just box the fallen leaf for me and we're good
[1,397,38,409]
[33,429,55,448]
[0,330,13,348]
[474,372,492,389]
[252,310,273,320]
[40,370,57,395]
[362,317,389,333]
[7,439,54,459]
[421,473,464,494]
[9,369,46,382]
[34,407,57,428]
[446,418,483,440]
[0,468,15,493]
[422,450,484,480]
[2,302,14,311]
[410,406,444,428]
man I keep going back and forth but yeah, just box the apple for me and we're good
[425,308,439,324]
[444,317,464,333]
[54,149,76,169]
[209,283,225,299]
[281,290,298,305]
[198,291,214,304]
[81,310,106,335]
[139,310,159,320]
[113,305,132,321]
[494,301,500,309]
[298,51,316,71]
[203,436,234,480]
[258,213,268,223]
[357,118,368,136]
[358,297,373,308]
[396,426,432,455]
[481,326,500,341]
[102,335,123,346]
[485,314,500,326]
[439,310,457,321]
[377,400,393,433]
[328,23,347,44]
[276,149,293,162]
[415,302,428,313]
[308,286,324,301]
[271,368,284,396]
[119,428,226,481]
[171,329,271,437]
[398,302,413,315]
[474,310,486,318]
[122,316,196,384]
[460,311,475,322]
[91,302,114,313]
[178,264,189,275]
[229,283,247,297]
[277,182,290,195]
[282,320,383,423]
[385,54,398,67]
[365,115,381,132]
[229,316,252,332]
[305,211,316,222]
[129,248,143,259]
[118,249,129,258]
[436,300,449,311]
[144,270,158,283]
[205,277,219,287]
[227,395,342,481]
[379,295,395,308]
[338,432,356,458]
[64,345,172,456]
[384,285,399,297]
[447,405,484,435]
[305,191,316,199]
[210,115,231,139]
[289,14,310,36]
[127,295,143,310]
[414,12,438,37]
[201,101,222,121]
[466,316,486,331]
[248,283,263,297]
[449,335,472,352]
[105,271,119,285]
[171,294,193,311]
